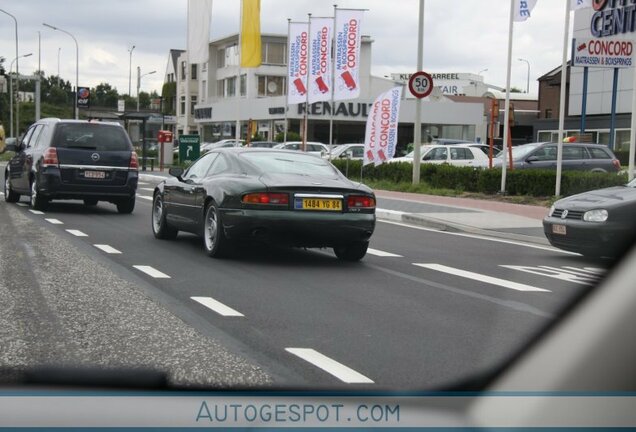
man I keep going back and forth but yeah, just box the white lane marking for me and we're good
[501,265,596,286]
[45,218,64,225]
[285,348,374,384]
[136,195,153,201]
[16,203,28,207]
[191,296,244,317]
[138,182,150,185]
[0,191,4,196]
[66,229,88,237]
[415,263,550,292]
[539,265,601,280]
[140,187,155,192]
[367,248,403,258]
[94,244,122,254]
[133,265,171,279]
[576,266,606,274]
[379,219,578,255]
[28,209,45,215]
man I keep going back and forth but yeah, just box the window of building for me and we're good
[180,95,185,115]
[191,95,197,113]
[257,75,286,97]
[240,74,246,96]
[227,77,236,97]
[226,44,239,67]
[181,61,186,80]
[191,64,197,80]
[262,42,286,65]
[217,48,226,68]
[544,109,552,118]
[616,130,631,152]
[202,62,207,72]
[201,80,207,102]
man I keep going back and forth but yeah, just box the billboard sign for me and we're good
[572,37,634,68]
[77,87,90,109]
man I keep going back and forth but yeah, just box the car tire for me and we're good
[203,200,231,258]
[334,241,369,262]
[152,193,178,240]
[30,178,48,211]
[4,173,20,203]
[83,198,98,206]
[116,195,135,214]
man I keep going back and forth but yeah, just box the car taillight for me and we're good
[242,192,289,205]
[42,147,59,167]
[129,151,139,170]
[612,158,621,171]
[347,195,375,209]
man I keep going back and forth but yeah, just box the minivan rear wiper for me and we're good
[66,145,97,149]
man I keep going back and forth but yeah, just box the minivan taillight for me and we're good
[42,148,59,167]
[129,151,139,170]
[612,158,621,171]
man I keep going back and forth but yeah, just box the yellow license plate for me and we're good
[552,224,566,235]
[296,198,342,211]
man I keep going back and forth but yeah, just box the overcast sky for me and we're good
[1,0,572,96]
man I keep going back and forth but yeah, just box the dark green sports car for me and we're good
[152,148,376,260]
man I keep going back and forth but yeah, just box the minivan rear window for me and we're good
[53,123,132,151]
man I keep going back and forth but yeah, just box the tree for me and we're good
[92,82,119,108]
[510,87,523,93]
[138,91,151,109]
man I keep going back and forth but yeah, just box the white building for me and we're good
[168,33,485,148]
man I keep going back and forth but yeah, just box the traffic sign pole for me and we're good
[413,0,425,185]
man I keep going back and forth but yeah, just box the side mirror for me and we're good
[168,167,184,179]
[526,156,539,163]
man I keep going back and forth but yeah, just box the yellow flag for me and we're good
[240,0,261,68]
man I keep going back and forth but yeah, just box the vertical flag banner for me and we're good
[187,0,213,64]
[287,22,309,105]
[334,9,364,101]
[308,17,333,104]
[240,0,262,67]
[513,0,538,22]
[571,0,592,9]
[363,86,403,166]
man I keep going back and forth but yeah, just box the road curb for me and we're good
[376,208,550,246]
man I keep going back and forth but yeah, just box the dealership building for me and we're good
[166,33,487,150]
[533,5,636,152]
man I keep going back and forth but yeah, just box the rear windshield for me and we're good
[241,151,338,176]
[53,123,132,151]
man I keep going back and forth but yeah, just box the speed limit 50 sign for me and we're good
[408,71,434,99]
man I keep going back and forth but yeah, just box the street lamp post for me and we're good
[137,67,156,111]
[1,9,19,136]
[8,53,32,138]
[57,47,61,86]
[128,45,135,96]
[518,58,530,94]
[478,68,488,76]
[43,23,79,119]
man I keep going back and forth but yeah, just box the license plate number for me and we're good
[295,198,342,211]
[552,224,566,235]
[84,170,106,179]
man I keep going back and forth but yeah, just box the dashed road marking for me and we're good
[367,248,403,258]
[140,187,155,192]
[191,296,244,317]
[138,182,150,185]
[136,195,153,201]
[45,218,64,225]
[28,209,45,215]
[414,263,550,292]
[94,244,122,254]
[285,348,374,384]
[0,191,4,196]
[66,229,88,237]
[133,265,170,279]
[16,203,28,207]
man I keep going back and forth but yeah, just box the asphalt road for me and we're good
[0,169,608,389]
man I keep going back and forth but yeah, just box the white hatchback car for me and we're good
[391,144,489,167]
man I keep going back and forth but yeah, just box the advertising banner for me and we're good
[287,22,309,105]
[334,9,363,101]
[308,17,333,104]
[76,87,90,109]
[363,86,403,166]
[572,37,634,68]
[187,0,213,64]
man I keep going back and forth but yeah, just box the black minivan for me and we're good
[3,118,138,213]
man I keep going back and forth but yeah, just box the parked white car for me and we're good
[274,141,328,157]
[391,144,489,167]
[324,143,365,160]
